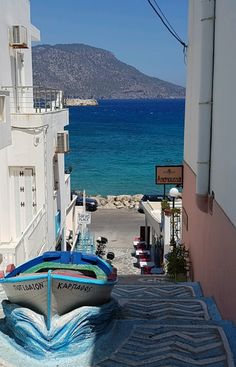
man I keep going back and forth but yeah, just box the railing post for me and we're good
[14,86,19,113]
[45,89,47,112]
[50,89,52,111]
[39,87,42,113]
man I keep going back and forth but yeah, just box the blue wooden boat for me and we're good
[0,251,117,329]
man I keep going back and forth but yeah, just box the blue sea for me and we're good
[66,99,185,196]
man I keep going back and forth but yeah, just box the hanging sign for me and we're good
[155,165,183,185]
[78,212,91,225]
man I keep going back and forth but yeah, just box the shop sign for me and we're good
[156,165,183,185]
[78,212,91,225]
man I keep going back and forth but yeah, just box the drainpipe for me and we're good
[196,0,216,212]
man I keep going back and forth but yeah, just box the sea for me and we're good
[66,99,185,196]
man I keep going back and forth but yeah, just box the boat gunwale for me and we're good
[4,251,114,279]
[0,274,48,283]
[0,273,117,286]
[52,273,117,286]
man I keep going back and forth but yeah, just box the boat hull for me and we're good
[1,273,115,323]
[0,251,117,329]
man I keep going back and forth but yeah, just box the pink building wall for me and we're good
[182,162,236,323]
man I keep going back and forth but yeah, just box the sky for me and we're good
[30,0,188,87]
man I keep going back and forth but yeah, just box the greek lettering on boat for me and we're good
[57,282,92,292]
[13,282,44,291]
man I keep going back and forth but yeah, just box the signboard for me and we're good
[78,212,91,225]
[155,165,183,185]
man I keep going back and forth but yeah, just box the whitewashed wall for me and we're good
[184,1,201,173]
[0,0,69,266]
[0,0,35,87]
[184,0,236,226]
[210,0,236,225]
[6,110,69,247]
[0,92,11,149]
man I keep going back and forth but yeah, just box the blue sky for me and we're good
[30,0,188,86]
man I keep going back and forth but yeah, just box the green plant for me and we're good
[166,245,187,281]
[161,201,181,217]
[161,199,170,210]
[171,207,181,215]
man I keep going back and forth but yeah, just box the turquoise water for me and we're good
[66,99,185,196]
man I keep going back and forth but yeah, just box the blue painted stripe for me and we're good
[47,270,52,331]
[51,273,117,286]
[0,273,117,287]
[0,274,48,283]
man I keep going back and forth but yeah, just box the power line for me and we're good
[147,0,187,53]
[152,0,181,40]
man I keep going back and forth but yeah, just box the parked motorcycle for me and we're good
[96,236,115,263]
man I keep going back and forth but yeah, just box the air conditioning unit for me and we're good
[56,131,70,153]
[9,26,28,48]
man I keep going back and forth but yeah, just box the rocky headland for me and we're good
[32,44,185,99]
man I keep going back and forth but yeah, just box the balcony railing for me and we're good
[1,86,64,114]
[0,207,46,269]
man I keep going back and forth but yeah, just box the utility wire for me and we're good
[152,0,182,40]
[147,0,187,53]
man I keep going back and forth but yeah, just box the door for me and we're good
[9,167,37,238]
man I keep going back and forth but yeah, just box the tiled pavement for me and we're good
[0,277,236,366]
[109,247,140,275]
[96,278,236,367]
[98,248,236,366]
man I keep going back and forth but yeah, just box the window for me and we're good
[0,96,6,123]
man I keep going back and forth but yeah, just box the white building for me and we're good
[183,0,236,322]
[0,0,77,270]
[142,198,182,267]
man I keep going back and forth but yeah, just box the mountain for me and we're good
[32,44,185,99]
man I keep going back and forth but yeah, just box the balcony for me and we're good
[0,90,11,149]
[1,86,64,114]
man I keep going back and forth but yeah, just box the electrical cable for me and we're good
[152,0,181,40]
[147,0,187,53]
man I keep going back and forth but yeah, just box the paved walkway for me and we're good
[109,247,140,275]
[0,277,235,366]
[99,277,236,367]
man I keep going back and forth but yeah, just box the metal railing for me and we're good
[0,207,46,269]
[15,207,46,264]
[1,86,64,114]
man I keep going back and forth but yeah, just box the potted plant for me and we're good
[165,245,187,281]
[161,199,172,216]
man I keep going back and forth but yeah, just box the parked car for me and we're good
[138,194,168,213]
[75,196,98,212]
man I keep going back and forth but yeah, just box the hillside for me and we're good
[32,43,185,99]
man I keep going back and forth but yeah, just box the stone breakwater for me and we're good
[76,193,143,209]
[94,194,143,209]
[64,98,98,106]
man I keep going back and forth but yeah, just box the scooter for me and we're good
[96,236,115,263]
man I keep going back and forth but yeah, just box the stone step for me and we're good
[96,321,236,367]
[115,298,220,322]
[0,280,235,366]
[113,282,203,299]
